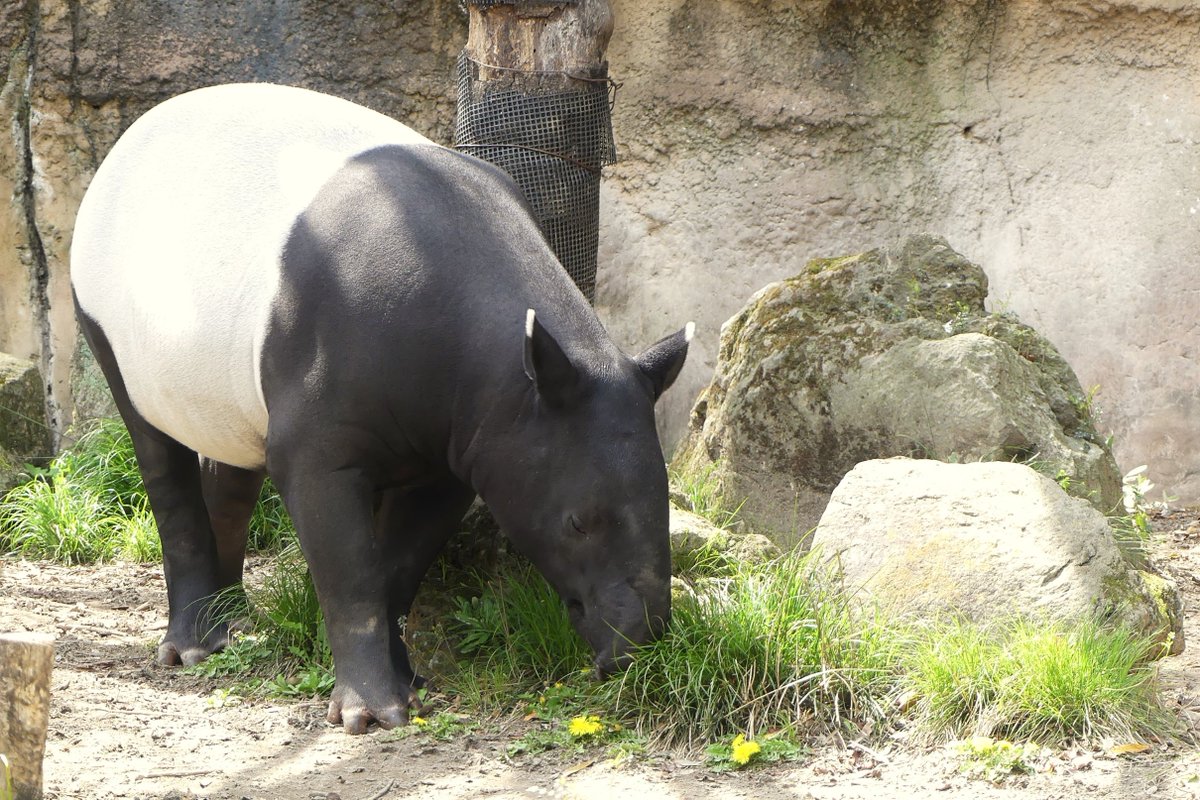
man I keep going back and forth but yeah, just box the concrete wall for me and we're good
[2,0,1198,502]
[598,0,1200,504]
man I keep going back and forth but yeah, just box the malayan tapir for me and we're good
[70,83,691,734]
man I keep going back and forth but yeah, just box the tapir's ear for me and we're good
[524,309,580,406]
[634,321,694,401]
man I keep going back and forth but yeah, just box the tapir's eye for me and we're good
[569,515,587,536]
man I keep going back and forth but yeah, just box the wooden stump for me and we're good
[0,633,54,800]
[464,0,614,86]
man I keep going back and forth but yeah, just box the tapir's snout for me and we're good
[585,575,670,679]
[593,650,629,680]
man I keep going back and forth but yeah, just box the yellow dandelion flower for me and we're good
[568,715,604,738]
[411,716,428,727]
[731,734,762,766]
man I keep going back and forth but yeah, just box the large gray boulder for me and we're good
[671,235,1121,547]
[811,457,1183,656]
[0,352,48,492]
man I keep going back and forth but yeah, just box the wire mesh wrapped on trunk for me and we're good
[453,51,616,303]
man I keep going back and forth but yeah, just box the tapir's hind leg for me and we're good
[136,435,234,666]
[199,458,265,589]
[76,302,233,666]
[199,458,265,634]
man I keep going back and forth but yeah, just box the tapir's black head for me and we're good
[482,310,692,677]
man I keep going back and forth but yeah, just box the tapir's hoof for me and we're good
[327,684,423,735]
[157,641,212,667]
[157,628,228,667]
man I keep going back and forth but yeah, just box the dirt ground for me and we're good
[2,510,1199,800]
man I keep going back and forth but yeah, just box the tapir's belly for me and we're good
[71,84,433,469]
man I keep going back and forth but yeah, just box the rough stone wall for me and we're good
[599,0,1200,503]
[3,0,1199,503]
[0,0,466,443]
[1,5,41,384]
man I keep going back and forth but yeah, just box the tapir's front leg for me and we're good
[270,451,419,734]
[375,480,475,687]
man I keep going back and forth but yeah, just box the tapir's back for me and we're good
[71,84,433,469]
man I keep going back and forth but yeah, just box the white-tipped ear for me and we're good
[523,308,581,405]
[523,310,537,382]
[634,323,694,400]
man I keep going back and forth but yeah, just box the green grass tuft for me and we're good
[190,544,333,697]
[0,474,127,563]
[598,551,898,746]
[5,419,1179,753]
[670,461,746,530]
[899,615,1173,744]
[996,617,1167,742]
[0,417,294,562]
[250,543,330,669]
[248,481,294,552]
[442,553,1177,751]
[0,752,11,800]
[900,618,1001,737]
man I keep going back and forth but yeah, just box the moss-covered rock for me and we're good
[672,235,1122,547]
[668,505,780,570]
[0,351,48,490]
[1102,568,1185,657]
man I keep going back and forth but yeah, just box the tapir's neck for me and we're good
[444,375,529,494]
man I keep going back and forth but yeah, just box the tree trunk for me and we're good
[0,633,54,800]
[465,1,614,85]
[456,1,616,302]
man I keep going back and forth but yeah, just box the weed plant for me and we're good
[385,711,479,742]
[446,559,590,699]
[955,737,1044,783]
[705,732,804,771]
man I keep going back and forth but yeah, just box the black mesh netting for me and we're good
[465,1,578,7]
[453,52,616,303]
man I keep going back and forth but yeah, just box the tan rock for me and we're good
[811,457,1183,656]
